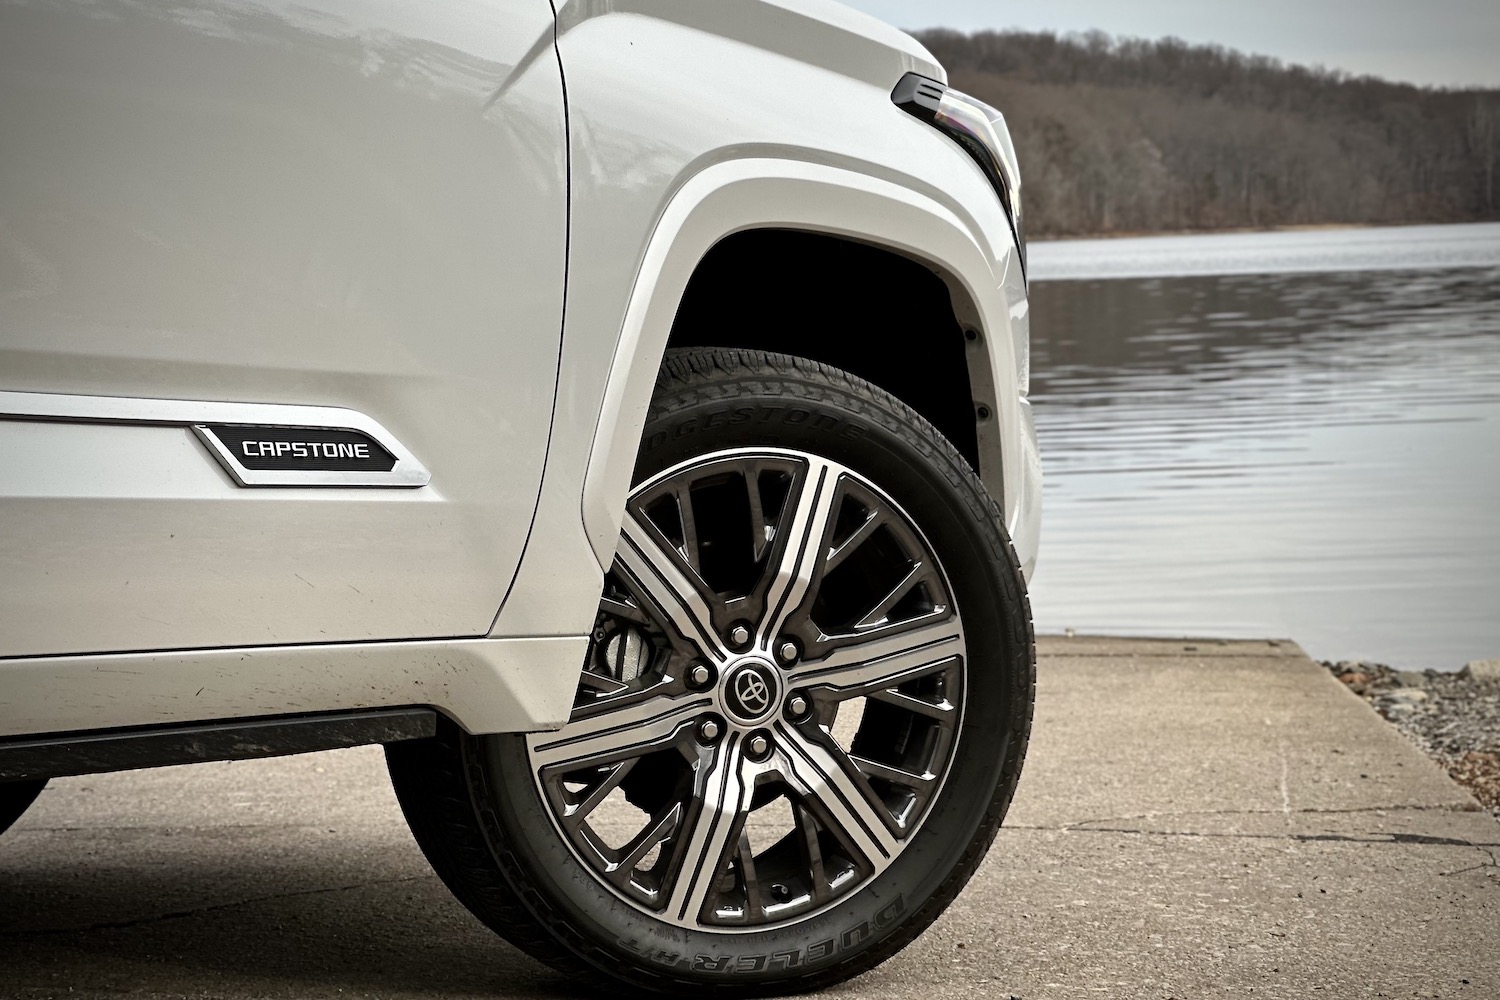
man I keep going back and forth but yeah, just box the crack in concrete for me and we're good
[1001,804,1500,850]
[0,875,430,939]
[1035,803,1486,831]
[1276,738,1295,833]
[1042,825,1500,849]
[16,823,335,833]
[1040,651,1300,660]
[1440,845,1500,878]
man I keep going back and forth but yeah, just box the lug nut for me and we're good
[778,640,799,664]
[787,695,809,719]
[687,663,712,688]
[729,624,751,647]
[698,719,721,743]
[747,734,770,758]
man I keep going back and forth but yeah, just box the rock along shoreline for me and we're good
[1324,659,1500,819]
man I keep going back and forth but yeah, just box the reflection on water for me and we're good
[1028,264,1500,670]
[1029,222,1500,280]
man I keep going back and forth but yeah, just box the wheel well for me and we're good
[667,229,982,475]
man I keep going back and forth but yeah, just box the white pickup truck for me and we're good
[0,0,1040,992]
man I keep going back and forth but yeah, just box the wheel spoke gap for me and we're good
[850,753,933,789]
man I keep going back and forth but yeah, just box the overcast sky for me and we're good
[841,0,1500,89]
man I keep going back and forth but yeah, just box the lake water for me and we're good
[1025,223,1500,670]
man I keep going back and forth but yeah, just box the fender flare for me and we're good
[581,157,1025,565]
[490,155,1028,642]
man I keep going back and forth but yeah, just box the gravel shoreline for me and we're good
[1323,659,1500,819]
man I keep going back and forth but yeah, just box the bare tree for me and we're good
[1470,98,1498,214]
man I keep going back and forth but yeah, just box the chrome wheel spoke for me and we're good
[736,828,764,916]
[760,459,840,644]
[664,735,759,924]
[854,560,937,629]
[774,721,901,863]
[530,692,708,771]
[670,483,703,575]
[618,513,729,660]
[567,757,639,825]
[866,685,956,720]
[796,615,964,694]
[744,461,775,563]
[598,593,652,628]
[824,506,885,574]
[578,670,630,697]
[606,803,683,889]
[795,802,832,906]
[849,753,935,791]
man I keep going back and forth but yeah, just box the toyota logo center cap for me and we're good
[724,662,779,723]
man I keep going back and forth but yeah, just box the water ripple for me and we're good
[1026,248,1500,670]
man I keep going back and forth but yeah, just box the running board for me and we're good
[0,708,437,782]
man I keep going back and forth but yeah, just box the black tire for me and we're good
[387,349,1034,995]
[0,779,47,838]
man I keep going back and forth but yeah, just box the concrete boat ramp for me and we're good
[2,638,1495,998]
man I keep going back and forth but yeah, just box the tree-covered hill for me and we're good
[915,30,1500,237]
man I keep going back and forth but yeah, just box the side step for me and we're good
[0,708,437,782]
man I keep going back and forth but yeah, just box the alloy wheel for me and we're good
[526,448,967,930]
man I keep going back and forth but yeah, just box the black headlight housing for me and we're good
[892,73,1026,278]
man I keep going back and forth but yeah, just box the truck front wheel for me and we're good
[387,349,1035,995]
